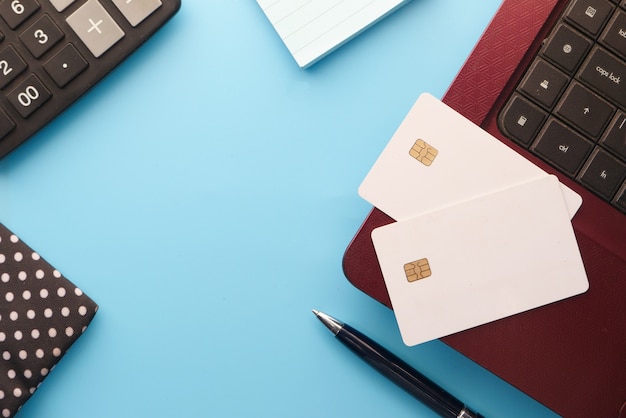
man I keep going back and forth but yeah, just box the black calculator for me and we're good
[0,0,180,158]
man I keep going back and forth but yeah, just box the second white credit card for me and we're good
[371,176,589,346]
[359,93,582,221]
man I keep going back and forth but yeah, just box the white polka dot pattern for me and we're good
[0,224,98,416]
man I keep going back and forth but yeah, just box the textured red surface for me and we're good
[443,1,558,125]
[342,1,626,417]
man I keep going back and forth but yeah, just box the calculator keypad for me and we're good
[0,0,179,158]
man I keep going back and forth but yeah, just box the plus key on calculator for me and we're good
[0,0,180,158]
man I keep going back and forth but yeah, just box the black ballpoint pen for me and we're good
[313,310,483,418]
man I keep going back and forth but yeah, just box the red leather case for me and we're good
[342,1,626,417]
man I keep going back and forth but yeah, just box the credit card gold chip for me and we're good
[404,259,432,282]
[409,139,438,166]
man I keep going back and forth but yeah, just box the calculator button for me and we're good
[66,0,125,58]
[519,59,569,109]
[7,74,51,118]
[0,0,40,29]
[43,43,87,87]
[0,45,27,89]
[112,0,161,27]
[48,0,75,12]
[578,147,626,199]
[20,15,64,58]
[0,108,15,139]
[532,118,594,175]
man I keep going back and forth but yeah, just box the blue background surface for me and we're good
[1,1,561,417]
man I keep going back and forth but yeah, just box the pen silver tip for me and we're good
[312,309,343,335]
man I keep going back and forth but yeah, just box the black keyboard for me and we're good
[499,0,626,213]
[0,0,180,158]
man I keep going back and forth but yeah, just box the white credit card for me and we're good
[256,0,411,68]
[359,93,582,221]
[371,176,589,346]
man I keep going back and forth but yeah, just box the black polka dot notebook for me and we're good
[0,223,97,417]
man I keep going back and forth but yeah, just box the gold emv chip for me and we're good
[404,259,432,282]
[409,139,438,166]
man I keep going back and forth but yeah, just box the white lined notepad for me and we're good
[257,0,410,68]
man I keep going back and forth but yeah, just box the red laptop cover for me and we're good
[342,1,626,417]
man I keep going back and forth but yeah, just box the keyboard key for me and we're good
[565,0,615,36]
[579,47,626,108]
[543,24,592,73]
[0,45,27,89]
[556,82,615,138]
[43,43,88,87]
[602,111,626,161]
[49,0,75,12]
[578,147,626,198]
[112,0,162,27]
[519,59,569,108]
[66,0,125,58]
[499,94,548,146]
[532,118,594,175]
[7,74,51,118]
[0,0,40,29]
[19,14,64,58]
[601,10,626,58]
[614,182,626,211]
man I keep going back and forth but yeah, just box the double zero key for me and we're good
[7,75,51,118]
